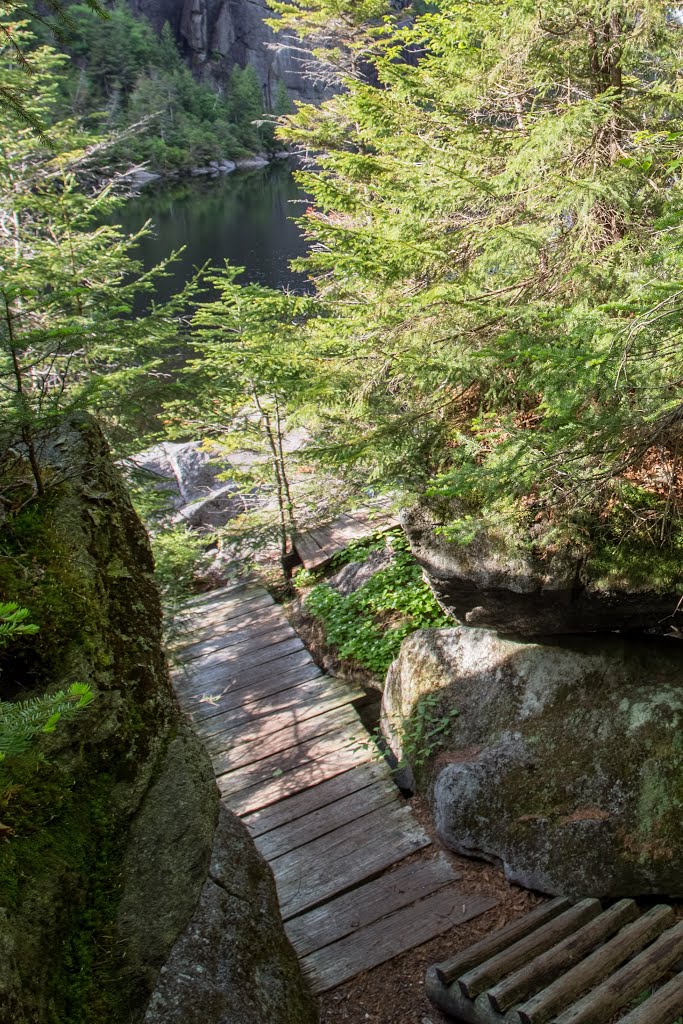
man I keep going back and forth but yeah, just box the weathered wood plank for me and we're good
[206,692,361,753]
[435,897,572,987]
[178,587,270,620]
[209,704,360,773]
[181,579,258,607]
[179,633,305,676]
[174,596,279,636]
[242,762,394,837]
[255,776,400,861]
[301,888,498,994]
[173,646,315,699]
[273,804,431,919]
[176,619,295,663]
[293,531,327,563]
[199,680,363,745]
[487,899,640,1014]
[616,972,683,1024]
[180,662,324,721]
[216,722,363,794]
[517,904,676,1024]
[553,919,683,1024]
[285,853,460,957]
[459,900,601,1000]
[224,742,375,816]
[172,603,283,645]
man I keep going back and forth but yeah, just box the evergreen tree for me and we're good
[268,0,683,576]
[0,21,195,493]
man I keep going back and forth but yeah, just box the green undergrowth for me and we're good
[304,532,451,677]
[355,691,460,771]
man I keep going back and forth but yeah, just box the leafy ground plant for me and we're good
[305,533,451,677]
[353,692,459,771]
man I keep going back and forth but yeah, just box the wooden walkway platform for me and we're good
[171,580,497,994]
[426,896,683,1024]
[293,502,400,570]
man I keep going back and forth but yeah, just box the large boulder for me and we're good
[144,806,318,1024]
[0,415,316,1024]
[383,626,683,898]
[402,504,683,636]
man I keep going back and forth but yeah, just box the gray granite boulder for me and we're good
[327,548,394,597]
[383,626,683,897]
[143,806,318,1024]
[402,504,683,636]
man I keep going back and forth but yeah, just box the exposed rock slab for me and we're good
[384,626,683,897]
[129,0,329,105]
[143,805,318,1024]
[402,504,683,636]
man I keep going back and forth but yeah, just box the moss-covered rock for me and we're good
[0,415,217,1024]
[384,626,683,897]
[402,504,683,636]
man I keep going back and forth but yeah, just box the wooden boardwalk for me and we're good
[171,580,497,994]
[294,502,400,570]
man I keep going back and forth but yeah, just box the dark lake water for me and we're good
[117,161,311,302]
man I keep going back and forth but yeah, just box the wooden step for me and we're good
[242,762,395,838]
[273,803,431,919]
[427,900,683,1024]
[285,853,461,957]
[183,663,325,721]
[255,776,401,860]
[302,886,497,994]
[223,740,376,816]
[198,680,364,746]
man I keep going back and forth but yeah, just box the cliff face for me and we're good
[128,0,326,106]
[0,415,315,1024]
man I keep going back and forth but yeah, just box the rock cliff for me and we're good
[0,415,315,1024]
[128,0,327,105]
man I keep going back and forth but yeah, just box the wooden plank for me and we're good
[255,776,401,861]
[174,598,286,638]
[205,690,362,752]
[174,596,276,640]
[179,633,305,676]
[224,742,376,816]
[176,589,274,623]
[179,587,270,619]
[285,853,460,957]
[181,580,258,606]
[301,887,498,994]
[553,919,683,1024]
[273,804,431,919]
[435,897,572,986]
[487,899,640,1013]
[173,646,315,699]
[458,899,602,1000]
[242,761,394,837]
[216,721,363,794]
[175,618,294,662]
[181,662,324,721]
[209,704,360,773]
[517,904,676,1024]
[198,679,364,745]
[293,530,327,561]
[616,972,683,1024]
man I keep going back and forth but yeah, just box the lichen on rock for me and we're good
[384,626,683,897]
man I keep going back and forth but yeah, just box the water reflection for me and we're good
[116,162,311,303]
